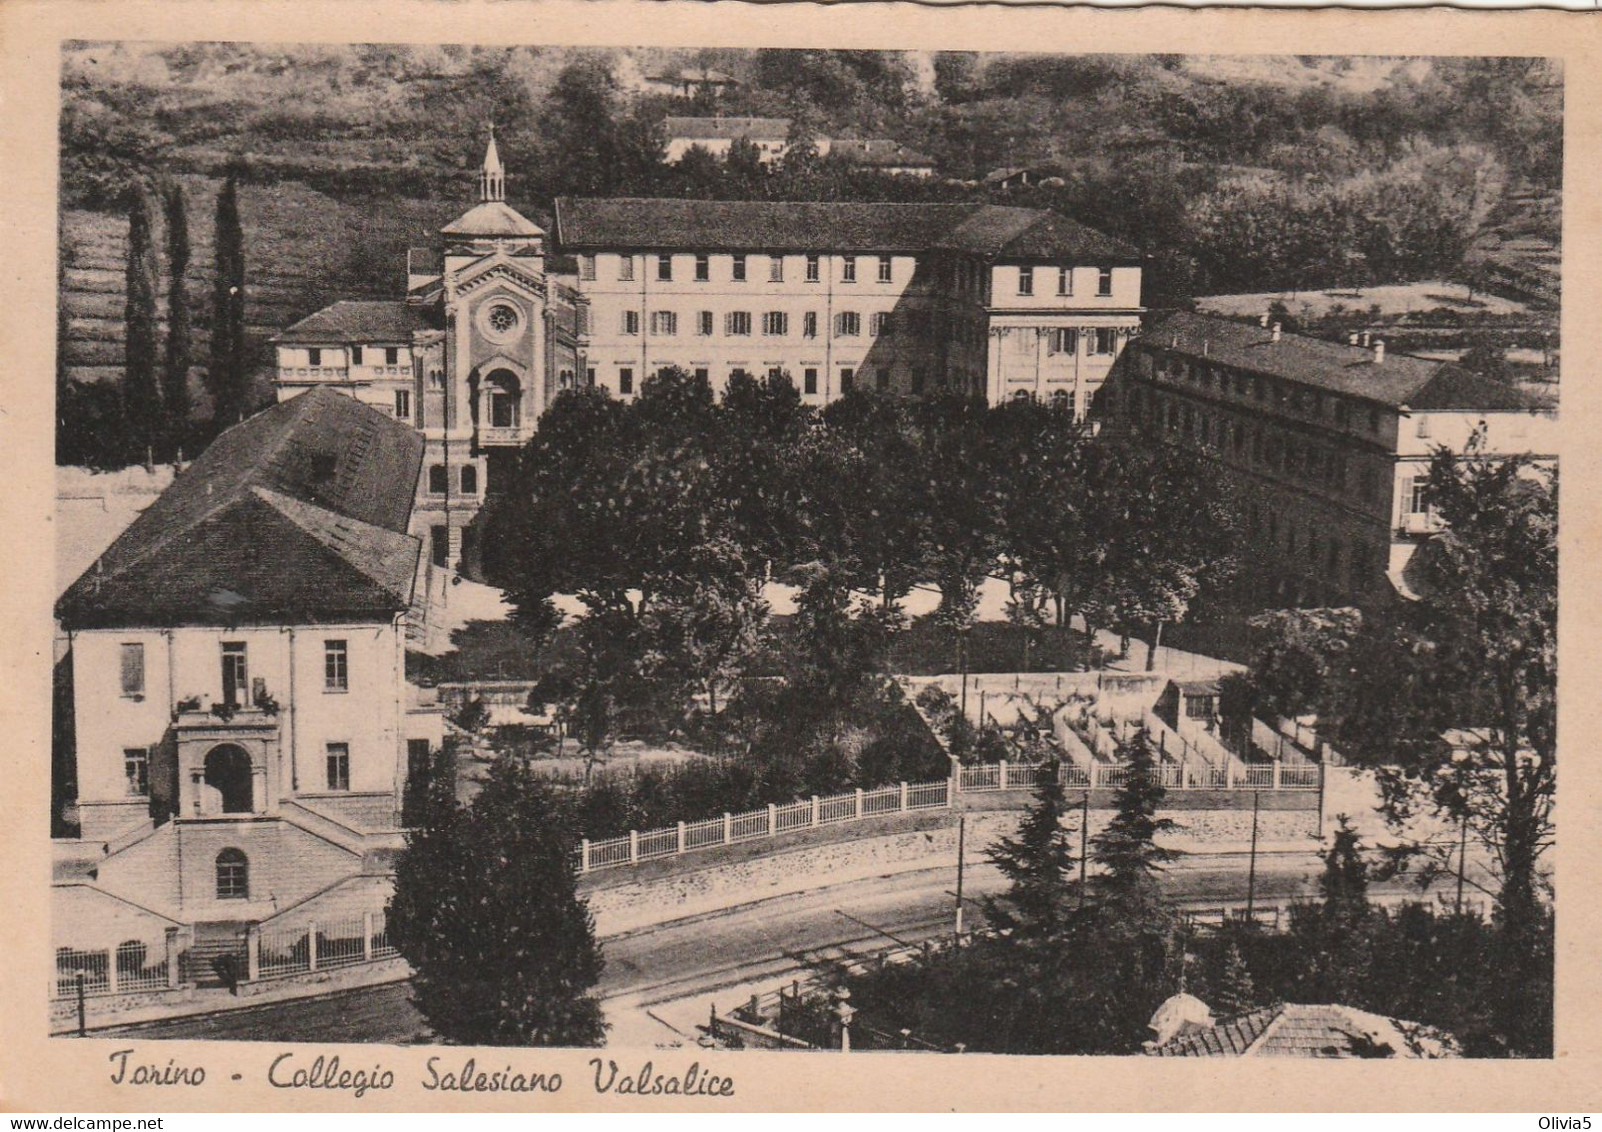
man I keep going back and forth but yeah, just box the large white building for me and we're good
[1107,310,1559,609]
[555,196,1143,412]
[53,390,441,966]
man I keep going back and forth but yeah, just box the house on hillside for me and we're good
[820,138,937,178]
[984,166,1061,191]
[642,67,739,99]
[53,388,443,969]
[663,116,792,164]
[1105,310,1557,609]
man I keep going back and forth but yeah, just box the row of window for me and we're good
[582,252,902,286]
[619,309,922,340]
[608,364,935,398]
[121,740,353,799]
[302,346,403,368]
[118,639,351,702]
[1137,390,1387,506]
[1014,266,1113,298]
[1156,355,1386,435]
[1248,502,1379,591]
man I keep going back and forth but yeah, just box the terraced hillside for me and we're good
[59,174,463,396]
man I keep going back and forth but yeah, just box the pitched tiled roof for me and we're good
[1142,310,1547,411]
[273,300,439,345]
[57,388,423,629]
[441,200,546,240]
[1147,1003,1454,1058]
[554,198,1138,261]
[664,116,790,140]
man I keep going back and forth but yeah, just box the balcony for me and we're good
[1397,510,1441,537]
[277,366,351,382]
[479,425,527,446]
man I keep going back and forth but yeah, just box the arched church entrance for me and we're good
[203,744,254,814]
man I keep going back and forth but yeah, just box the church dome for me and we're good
[441,201,546,240]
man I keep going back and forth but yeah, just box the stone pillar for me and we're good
[854,788,864,819]
[246,924,261,983]
[629,829,639,865]
[251,760,268,815]
[580,839,590,873]
[362,912,374,964]
[307,922,319,973]
[811,796,820,826]
[986,329,1003,405]
[900,782,909,811]
[165,928,181,989]
[767,803,778,837]
[676,821,686,854]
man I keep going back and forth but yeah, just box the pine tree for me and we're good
[1212,940,1259,1018]
[208,168,247,424]
[1092,729,1182,906]
[985,760,1077,938]
[161,179,193,445]
[1320,815,1372,928]
[387,756,607,1046]
[122,186,162,462]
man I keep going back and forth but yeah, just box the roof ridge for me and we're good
[252,484,417,600]
[1239,1004,1289,1056]
[69,396,323,592]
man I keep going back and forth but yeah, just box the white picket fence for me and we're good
[53,942,171,1000]
[252,912,399,982]
[579,757,1322,874]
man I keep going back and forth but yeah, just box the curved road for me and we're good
[91,847,1419,1046]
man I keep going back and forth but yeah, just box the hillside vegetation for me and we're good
[58,44,1560,456]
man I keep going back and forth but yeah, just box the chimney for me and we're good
[1373,340,1385,364]
[1202,338,1210,357]
[1362,331,1371,348]
[1349,332,1360,346]
[1271,322,1282,343]
[1259,312,1270,328]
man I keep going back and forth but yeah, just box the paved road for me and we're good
[95,847,1373,1045]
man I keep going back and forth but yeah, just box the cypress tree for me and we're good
[122,186,162,462]
[387,755,607,1046]
[208,168,247,424]
[161,179,193,443]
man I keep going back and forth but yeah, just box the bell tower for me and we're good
[477,124,506,203]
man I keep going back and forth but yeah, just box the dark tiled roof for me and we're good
[1141,310,1546,411]
[554,198,1137,261]
[273,300,439,345]
[1147,1004,1449,1058]
[57,389,423,629]
[1149,1006,1278,1056]
[664,116,790,140]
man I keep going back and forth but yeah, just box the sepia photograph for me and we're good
[39,32,1563,1074]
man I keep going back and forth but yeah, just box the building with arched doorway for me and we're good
[54,388,442,932]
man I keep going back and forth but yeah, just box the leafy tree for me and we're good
[985,760,1078,938]
[161,180,193,441]
[122,186,162,461]
[207,168,248,424]
[1322,444,1555,1055]
[388,756,606,1046]
[1242,606,1363,722]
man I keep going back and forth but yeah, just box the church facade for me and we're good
[273,134,584,573]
